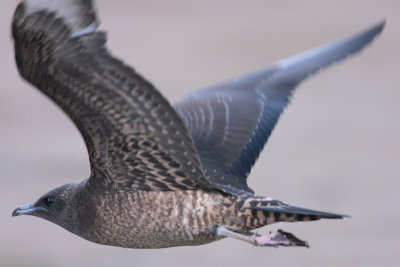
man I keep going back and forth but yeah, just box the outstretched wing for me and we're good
[174,21,385,195]
[12,0,213,192]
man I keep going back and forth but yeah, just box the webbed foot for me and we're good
[252,229,309,247]
[210,226,309,248]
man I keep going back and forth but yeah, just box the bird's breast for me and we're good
[84,189,243,248]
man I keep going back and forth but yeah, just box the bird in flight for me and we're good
[12,0,384,249]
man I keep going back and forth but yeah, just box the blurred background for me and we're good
[1,0,399,266]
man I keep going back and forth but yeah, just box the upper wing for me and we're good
[174,21,385,195]
[12,0,213,192]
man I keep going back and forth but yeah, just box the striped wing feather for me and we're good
[13,0,212,192]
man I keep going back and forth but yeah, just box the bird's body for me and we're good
[12,0,384,249]
[84,189,232,248]
[45,181,318,248]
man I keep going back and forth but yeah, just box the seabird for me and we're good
[12,0,384,248]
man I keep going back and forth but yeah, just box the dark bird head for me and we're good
[12,182,81,232]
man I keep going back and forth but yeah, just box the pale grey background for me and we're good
[1,1,399,266]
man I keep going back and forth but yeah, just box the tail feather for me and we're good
[252,205,349,219]
[242,197,349,228]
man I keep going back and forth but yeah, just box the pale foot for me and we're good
[251,229,309,247]
[210,226,309,248]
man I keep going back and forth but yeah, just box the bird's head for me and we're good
[12,182,81,232]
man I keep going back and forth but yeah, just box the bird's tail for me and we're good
[240,196,349,228]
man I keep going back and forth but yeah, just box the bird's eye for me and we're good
[43,197,54,207]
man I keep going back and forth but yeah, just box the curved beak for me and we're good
[12,203,35,217]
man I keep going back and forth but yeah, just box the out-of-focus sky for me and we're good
[1,1,399,266]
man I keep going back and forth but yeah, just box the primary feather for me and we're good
[174,21,385,195]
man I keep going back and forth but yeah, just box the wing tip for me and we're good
[361,18,386,41]
[372,18,386,33]
[269,19,386,85]
[17,0,99,38]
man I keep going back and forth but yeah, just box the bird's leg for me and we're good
[210,226,309,247]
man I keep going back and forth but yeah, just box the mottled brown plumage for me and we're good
[12,0,384,249]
